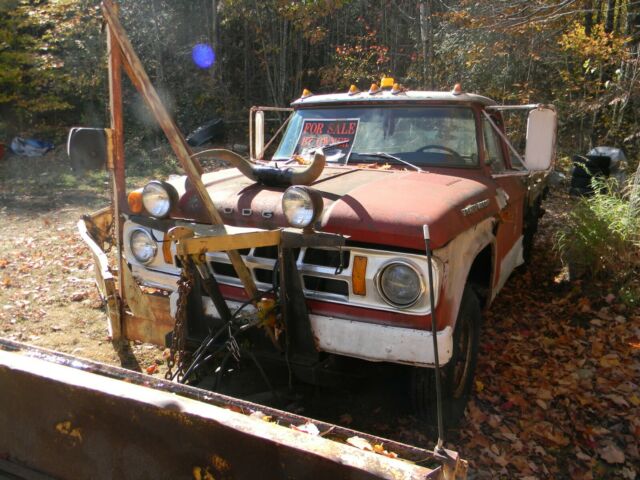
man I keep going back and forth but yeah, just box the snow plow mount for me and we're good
[163,223,346,384]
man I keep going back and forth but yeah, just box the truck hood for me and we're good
[178,166,501,250]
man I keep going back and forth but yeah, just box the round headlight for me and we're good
[282,186,323,229]
[142,181,177,218]
[129,229,157,265]
[378,262,423,308]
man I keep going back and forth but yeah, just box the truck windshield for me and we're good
[273,106,479,167]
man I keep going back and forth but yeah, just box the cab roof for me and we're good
[291,90,498,107]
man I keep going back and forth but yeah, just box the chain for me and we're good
[227,324,241,362]
[165,259,194,381]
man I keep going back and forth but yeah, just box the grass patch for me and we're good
[555,172,640,304]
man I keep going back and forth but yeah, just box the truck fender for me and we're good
[434,217,495,331]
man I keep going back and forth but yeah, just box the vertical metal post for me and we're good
[106,2,125,340]
[423,225,445,451]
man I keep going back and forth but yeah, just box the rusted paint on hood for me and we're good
[177,166,499,250]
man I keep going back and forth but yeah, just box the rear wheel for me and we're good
[410,285,481,428]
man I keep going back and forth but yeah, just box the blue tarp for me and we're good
[10,137,54,157]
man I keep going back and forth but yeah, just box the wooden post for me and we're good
[106,4,125,341]
[101,0,258,300]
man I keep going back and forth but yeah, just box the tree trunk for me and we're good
[585,0,594,35]
[605,0,615,33]
[211,0,219,52]
[243,21,249,104]
[418,1,434,89]
[279,18,288,105]
[150,0,164,85]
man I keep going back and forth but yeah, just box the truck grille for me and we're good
[123,220,434,315]
[200,243,436,315]
[208,247,349,300]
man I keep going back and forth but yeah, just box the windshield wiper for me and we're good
[319,140,350,152]
[348,152,423,172]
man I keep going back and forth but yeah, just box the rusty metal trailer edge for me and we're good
[0,339,467,480]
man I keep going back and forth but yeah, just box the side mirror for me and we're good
[67,127,108,172]
[254,110,265,160]
[524,107,556,171]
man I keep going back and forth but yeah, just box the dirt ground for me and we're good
[1,151,638,479]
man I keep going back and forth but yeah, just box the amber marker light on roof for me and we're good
[380,76,394,89]
[451,83,463,95]
[352,255,368,296]
[128,190,143,213]
[391,83,403,95]
[368,83,380,94]
[301,88,313,98]
[348,84,360,95]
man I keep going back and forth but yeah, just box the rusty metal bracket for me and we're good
[171,227,281,258]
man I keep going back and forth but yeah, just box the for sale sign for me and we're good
[294,119,359,162]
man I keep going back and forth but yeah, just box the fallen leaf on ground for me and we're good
[604,394,629,407]
[599,443,625,464]
[599,354,620,368]
[71,291,87,302]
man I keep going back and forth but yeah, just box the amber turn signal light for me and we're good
[352,255,368,296]
[128,190,143,213]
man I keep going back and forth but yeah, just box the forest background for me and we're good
[1,0,639,167]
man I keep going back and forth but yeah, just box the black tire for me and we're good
[410,285,481,428]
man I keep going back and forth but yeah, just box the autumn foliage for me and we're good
[0,0,638,164]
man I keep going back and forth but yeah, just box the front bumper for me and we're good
[170,293,453,368]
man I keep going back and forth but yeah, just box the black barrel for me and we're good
[570,154,611,196]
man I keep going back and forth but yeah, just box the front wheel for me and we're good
[410,285,481,428]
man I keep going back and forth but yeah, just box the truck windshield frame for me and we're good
[273,105,479,168]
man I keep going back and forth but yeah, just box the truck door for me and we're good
[482,114,527,294]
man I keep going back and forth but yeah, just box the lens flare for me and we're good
[192,43,215,69]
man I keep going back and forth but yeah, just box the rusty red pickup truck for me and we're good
[101,77,556,427]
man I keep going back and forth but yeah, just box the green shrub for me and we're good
[555,173,640,282]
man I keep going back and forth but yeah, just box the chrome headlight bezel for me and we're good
[129,228,157,265]
[282,186,324,229]
[376,260,425,308]
[141,180,178,218]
